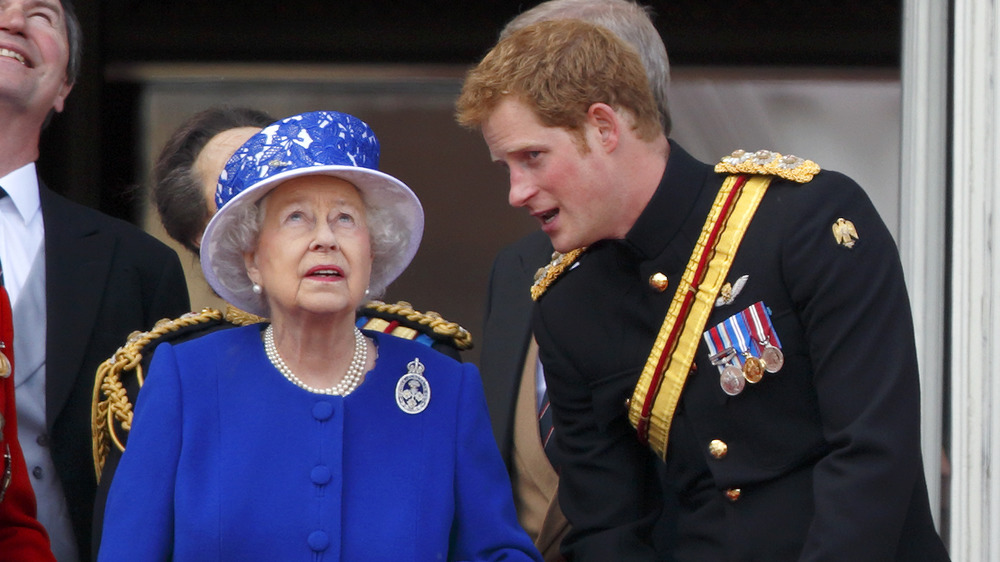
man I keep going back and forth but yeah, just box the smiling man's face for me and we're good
[0,0,73,121]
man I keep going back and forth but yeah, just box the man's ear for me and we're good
[51,79,74,114]
[586,102,621,152]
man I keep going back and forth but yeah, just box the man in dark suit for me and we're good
[480,230,558,553]
[459,16,948,562]
[0,1,189,559]
[478,2,671,559]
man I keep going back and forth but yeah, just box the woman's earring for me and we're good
[364,287,370,297]
[252,283,263,295]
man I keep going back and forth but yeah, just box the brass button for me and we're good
[725,488,741,502]
[649,272,669,292]
[708,439,728,459]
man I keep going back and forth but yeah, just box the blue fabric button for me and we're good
[311,465,332,485]
[308,530,330,552]
[312,401,334,421]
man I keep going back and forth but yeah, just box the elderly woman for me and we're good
[92,106,471,494]
[98,111,540,561]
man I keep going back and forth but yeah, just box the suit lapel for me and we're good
[40,184,116,428]
[494,250,537,388]
[482,232,553,464]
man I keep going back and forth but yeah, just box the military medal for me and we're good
[395,357,430,414]
[726,315,764,384]
[704,324,746,396]
[742,302,784,373]
[761,345,784,373]
[742,354,765,383]
[705,301,786,396]
[720,364,745,396]
[0,342,9,378]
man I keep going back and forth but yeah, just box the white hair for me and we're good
[207,182,408,316]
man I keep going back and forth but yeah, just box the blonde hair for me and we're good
[500,0,671,134]
[456,19,661,145]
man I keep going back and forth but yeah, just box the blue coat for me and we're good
[99,325,541,562]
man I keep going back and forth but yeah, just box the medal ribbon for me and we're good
[704,304,784,386]
[629,174,774,458]
[704,325,728,364]
[704,324,737,367]
[733,312,763,357]
[703,328,720,357]
[726,315,751,364]
[744,301,782,349]
[705,313,756,370]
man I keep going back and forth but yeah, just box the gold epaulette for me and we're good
[714,149,820,183]
[358,300,473,350]
[91,306,264,481]
[530,248,586,301]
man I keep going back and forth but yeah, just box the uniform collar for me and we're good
[0,163,41,223]
[622,141,716,260]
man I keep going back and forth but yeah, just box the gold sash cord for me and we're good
[628,175,773,459]
[91,306,263,481]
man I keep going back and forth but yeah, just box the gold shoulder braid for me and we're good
[714,149,820,184]
[223,304,266,326]
[91,307,264,481]
[358,300,473,350]
[530,248,586,301]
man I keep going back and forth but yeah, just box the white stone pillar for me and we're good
[900,0,948,530]
[948,0,1000,559]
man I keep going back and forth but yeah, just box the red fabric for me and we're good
[637,175,749,442]
[0,287,55,561]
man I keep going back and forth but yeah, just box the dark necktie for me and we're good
[538,389,556,467]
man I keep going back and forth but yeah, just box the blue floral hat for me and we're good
[200,111,424,316]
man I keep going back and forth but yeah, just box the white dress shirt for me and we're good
[0,163,45,307]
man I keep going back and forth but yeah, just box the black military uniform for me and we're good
[534,142,949,561]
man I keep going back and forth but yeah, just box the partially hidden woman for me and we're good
[98,111,541,561]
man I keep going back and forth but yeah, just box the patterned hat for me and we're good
[200,111,424,317]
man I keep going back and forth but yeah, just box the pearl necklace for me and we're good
[263,325,368,396]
